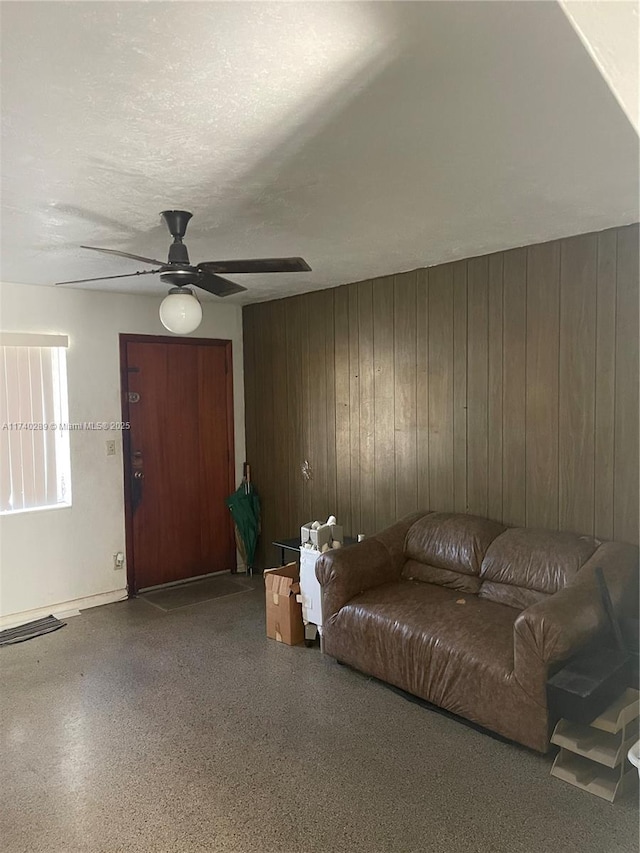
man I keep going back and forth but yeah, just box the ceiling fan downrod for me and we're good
[161,211,193,265]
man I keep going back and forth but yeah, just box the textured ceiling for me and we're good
[560,0,639,133]
[1,1,638,305]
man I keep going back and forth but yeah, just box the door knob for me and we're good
[134,471,145,479]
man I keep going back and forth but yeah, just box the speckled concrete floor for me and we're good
[1,579,637,853]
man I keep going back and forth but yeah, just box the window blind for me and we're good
[0,336,71,513]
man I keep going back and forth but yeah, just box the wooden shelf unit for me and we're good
[550,688,639,802]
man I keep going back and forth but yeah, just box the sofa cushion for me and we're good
[331,580,518,681]
[480,528,599,595]
[404,512,506,575]
[401,559,482,594]
[323,580,540,745]
[478,581,548,611]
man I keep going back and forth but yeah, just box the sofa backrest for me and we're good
[401,512,506,594]
[402,512,601,610]
[477,527,599,609]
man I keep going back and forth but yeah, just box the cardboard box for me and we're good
[264,562,305,646]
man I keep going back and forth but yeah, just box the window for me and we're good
[0,333,72,514]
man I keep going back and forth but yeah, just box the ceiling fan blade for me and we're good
[198,257,311,274]
[54,269,161,286]
[81,245,166,266]
[195,272,248,298]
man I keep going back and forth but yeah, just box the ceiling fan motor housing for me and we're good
[168,241,190,265]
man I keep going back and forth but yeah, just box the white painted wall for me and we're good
[0,281,245,621]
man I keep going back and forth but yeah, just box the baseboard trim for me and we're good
[0,588,128,630]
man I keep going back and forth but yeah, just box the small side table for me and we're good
[272,536,358,566]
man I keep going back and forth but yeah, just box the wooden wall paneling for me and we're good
[307,290,329,521]
[334,285,352,534]
[358,280,376,534]
[254,303,274,566]
[324,289,337,518]
[373,276,396,530]
[427,264,454,511]
[613,224,640,544]
[525,240,561,529]
[452,261,468,514]
[299,295,312,523]
[394,271,418,519]
[348,284,361,534]
[285,297,305,539]
[558,234,597,535]
[246,305,262,563]
[501,248,527,527]
[487,254,504,521]
[593,230,617,540]
[416,269,430,510]
[244,224,637,549]
[264,302,281,563]
[242,306,257,476]
[466,256,489,516]
[268,300,290,540]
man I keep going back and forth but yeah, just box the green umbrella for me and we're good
[226,480,261,574]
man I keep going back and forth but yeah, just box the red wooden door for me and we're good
[121,336,236,592]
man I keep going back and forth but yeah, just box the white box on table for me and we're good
[300,521,332,550]
[298,546,324,629]
[330,524,344,544]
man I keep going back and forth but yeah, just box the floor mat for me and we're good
[140,575,252,611]
[0,615,66,646]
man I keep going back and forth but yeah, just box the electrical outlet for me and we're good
[105,440,116,456]
[113,552,125,570]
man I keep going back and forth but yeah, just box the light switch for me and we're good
[105,440,116,456]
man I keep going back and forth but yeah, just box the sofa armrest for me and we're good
[316,512,426,622]
[513,541,639,702]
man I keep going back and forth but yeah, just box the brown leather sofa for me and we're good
[316,512,639,752]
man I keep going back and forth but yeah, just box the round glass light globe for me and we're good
[159,291,203,334]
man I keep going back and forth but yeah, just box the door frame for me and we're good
[119,333,236,595]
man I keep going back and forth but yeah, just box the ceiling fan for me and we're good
[55,209,312,298]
